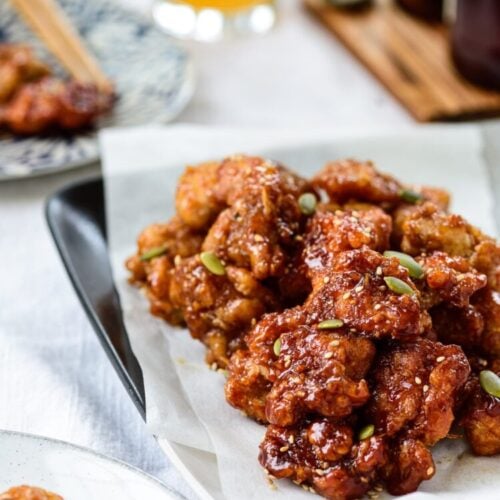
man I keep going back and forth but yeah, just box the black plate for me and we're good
[45,177,145,417]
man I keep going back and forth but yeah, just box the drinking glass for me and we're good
[152,0,277,42]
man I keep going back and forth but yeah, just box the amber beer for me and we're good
[152,0,276,40]
[176,0,271,10]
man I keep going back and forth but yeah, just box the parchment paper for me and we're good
[101,124,499,500]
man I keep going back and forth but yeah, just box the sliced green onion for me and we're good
[358,424,375,440]
[384,251,425,279]
[298,193,317,215]
[273,338,282,356]
[384,276,415,296]
[318,319,344,329]
[479,370,500,398]
[399,189,423,204]
[200,251,226,276]
[140,246,167,261]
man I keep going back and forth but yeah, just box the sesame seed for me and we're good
[360,477,369,483]
[324,352,334,359]
[423,385,429,393]
[251,318,257,326]
[427,466,434,476]
[376,266,383,276]
[315,469,325,476]
[330,340,340,347]
[210,362,218,371]
[322,462,329,469]
[295,235,303,241]
[374,304,382,310]
[288,434,295,444]
[436,356,445,363]
[174,255,182,266]
[379,285,386,291]
[343,292,351,299]
[323,276,330,284]
[415,376,422,385]
[374,485,383,492]
[479,358,488,366]
[280,445,289,452]
[355,285,364,293]
[254,234,264,242]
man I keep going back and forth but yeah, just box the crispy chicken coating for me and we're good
[417,251,487,309]
[398,202,484,258]
[367,339,470,445]
[266,328,375,426]
[175,161,225,230]
[126,216,204,323]
[312,159,402,205]
[169,256,278,366]
[304,208,392,282]
[475,288,500,358]
[382,438,435,496]
[259,419,387,499]
[202,156,311,279]
[461,373,500,456]
[0,486,63,500]
[431,304,485,351]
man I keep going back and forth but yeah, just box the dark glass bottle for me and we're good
[452,0,500,89]
[396,0,443,22]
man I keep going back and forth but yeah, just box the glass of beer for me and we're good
[152,0,276,41]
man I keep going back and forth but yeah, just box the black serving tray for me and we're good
[46,177,145,417]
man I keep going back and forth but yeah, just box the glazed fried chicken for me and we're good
[128,156,500,499]
[0,486,62,500]
[0,43,113,135]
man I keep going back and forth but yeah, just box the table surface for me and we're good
[0,1,494,499]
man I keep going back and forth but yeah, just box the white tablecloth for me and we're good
[0,0,497,498]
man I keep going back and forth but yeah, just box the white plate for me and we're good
[0,0,194,180]
[0,430,183,500]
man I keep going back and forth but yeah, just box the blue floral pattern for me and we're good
[0,0,193,179]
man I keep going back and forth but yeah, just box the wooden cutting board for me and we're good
[304,0,500,121]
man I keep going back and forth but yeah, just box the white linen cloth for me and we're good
[101,123,499,500]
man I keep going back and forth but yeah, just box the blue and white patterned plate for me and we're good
[0,0,194,180]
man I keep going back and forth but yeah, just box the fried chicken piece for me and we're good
[202,156,311,279]
[0,44,50,103]
[367,339,470,445]
[309,248,429,340]
[1,77,113,134]
[470,239,500,291]
[417,251,487,309]
[265,327,375,426]
[304,208,392,283]
[169,255,278,366]
[259,419,387,499]
[126,216,204,323]
[367,340,469,495]
[431,304,485,351]
[461,373,500,456]
[0,486,63,500]
[397,202,484,258]
[382,438,435,496]
[475,288,500,358]
[312,159,402,205]
[175,161,225,230]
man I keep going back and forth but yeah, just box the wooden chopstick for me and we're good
[9,0,112,91]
